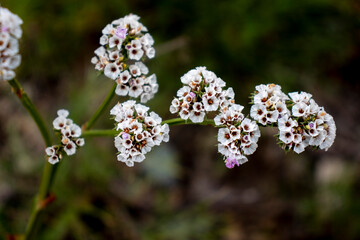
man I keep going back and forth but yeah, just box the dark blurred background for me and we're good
[0,0,360,239]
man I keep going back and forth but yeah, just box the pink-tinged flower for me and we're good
[225,157,239,169]
[189,92,196,99]
[1,26,9,32]
[115,26,127,39]
[122,132,130,140]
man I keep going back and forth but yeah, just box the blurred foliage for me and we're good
[1,0,360,239]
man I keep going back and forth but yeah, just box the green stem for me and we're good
[8,79,52,146]
[24,163,58,239]
[162,117,216,126]
[82,83,117,130]
[81,118,217,137]
[82,129,119,137]
[7,79,55,240]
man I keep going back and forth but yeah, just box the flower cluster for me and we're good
[110,100,169,167]
[0,7,22,81]
[114,64,158,103]
[277,92,336,153]
[91,14,158,103]
[46,110,85,164]
[250,84,289,125]
[250,84,336,153]
[215,104,261,168]
[170,67,235,123]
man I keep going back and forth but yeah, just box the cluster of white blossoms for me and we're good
[114,63,158,103]
[250,84,289,125]
[277,92,336,153]
[169,67,235,123]
[0,7,22,81]
[110,100,169,167]
[46,110,85,164]
[250,84,336,153]
[215,104,261,168]
[91,14,158,103]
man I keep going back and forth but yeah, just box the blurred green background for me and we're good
[1,0,360,239]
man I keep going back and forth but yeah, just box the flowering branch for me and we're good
[2,7,337,239]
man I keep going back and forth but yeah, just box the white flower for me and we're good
[53,116,67,130]
[63,141,77,156]
[129,64,141,77]
[69,124,82,137]
[45,146,56,156]
[275,101,288,116]
[250,104,267,121]
[319,114,336,151]
[128,84,143,98]
[242,142,258,155]
[0,7,23,81]
[179,108,190,119]
[264,110,279,123]
[135,61,149,75]
[278,116,298,132]
[125,159,134,167]
[253,91,268,105]
[109,36,123,49]
[118,70,131,84]
[279,131,294,144]
[289,92,312,104]
[203,96,219,111]
[115,84,129,96]
[189,110,205,123]
[128,48,144,60]
[76,138,85,147]
[99,35,108,45]
[48,155,60,165]
[294,142,306,154]
[94,46,106,57]
[140,33,154,46]
[218,128,232,145]
[111,101,169,167]
[146,47,155,58]
[57,109,69,117]
[292,102,308,117]
[239,119,254,132]
[104,63,120,80]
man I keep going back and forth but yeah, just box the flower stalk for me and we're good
[7,78,55,240]
[82,82,117,130]
[81,118,216,137]
[8,79,52,146]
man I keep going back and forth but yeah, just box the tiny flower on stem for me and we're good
[110,100,169,167]
[46,109,85,164]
